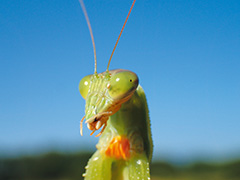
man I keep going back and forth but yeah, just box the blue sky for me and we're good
[0,0,240,162]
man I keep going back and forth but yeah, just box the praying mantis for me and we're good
[78,0,153,179]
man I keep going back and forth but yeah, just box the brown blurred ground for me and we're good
[0,152,239,180]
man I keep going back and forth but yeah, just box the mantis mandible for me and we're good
[78,0,153,179]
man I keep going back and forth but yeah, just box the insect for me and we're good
[78,0,153,179]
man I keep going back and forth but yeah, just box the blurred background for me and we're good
[0,0,240,179]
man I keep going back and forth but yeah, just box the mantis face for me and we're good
[79,69,139,136]
[78,0,138,137]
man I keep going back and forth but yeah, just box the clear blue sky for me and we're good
[0,0,240,162]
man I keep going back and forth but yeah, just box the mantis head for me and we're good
[78,0,137,136]
[79,69,139,137]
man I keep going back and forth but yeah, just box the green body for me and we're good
[97,85,152,161]
[80,70,153,180]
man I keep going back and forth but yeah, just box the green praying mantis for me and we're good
[78,0,153,179]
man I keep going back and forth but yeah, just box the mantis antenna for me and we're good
[106,0,137,71]
[79,0,97,74]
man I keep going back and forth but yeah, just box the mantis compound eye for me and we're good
[79,75,92,99]
[109,71,139,99]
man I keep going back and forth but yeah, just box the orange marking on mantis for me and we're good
[105,136,130,160]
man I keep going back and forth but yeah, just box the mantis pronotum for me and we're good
[78,0,153,179]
